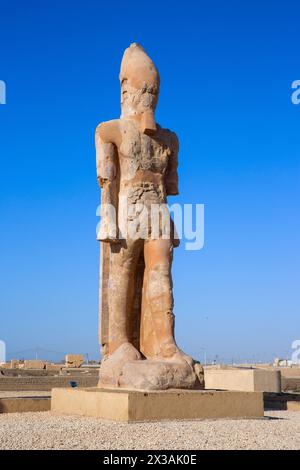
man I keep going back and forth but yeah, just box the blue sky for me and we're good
[0,0,299,363]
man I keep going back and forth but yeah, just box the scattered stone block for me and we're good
[280,367,300,378]
[287,401,300,411]
[0,397,50,413]
[10,359,21,369]
[65,354,84,368]
[24,360,46,370]
[282,377,300,392]
[46,364,62,372]
[204,368,281,393]
[0,363,10,369]
[274,358,292,367]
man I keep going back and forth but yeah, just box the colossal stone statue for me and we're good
[96,43,203,390]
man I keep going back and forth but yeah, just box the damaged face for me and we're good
[120,44,160,133]
[121,79,158,116]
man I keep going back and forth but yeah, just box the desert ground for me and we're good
[0,408,299,450]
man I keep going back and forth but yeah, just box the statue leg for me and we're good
[143,238,193,365]
[108,239,143,354]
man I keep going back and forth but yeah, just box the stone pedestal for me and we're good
[204,368,281,393]
[51,387,264,422]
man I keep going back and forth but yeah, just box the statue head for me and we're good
[120,43,160,134]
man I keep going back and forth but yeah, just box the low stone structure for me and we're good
[45,364,62,372]
[287,401,300,411]
[10,359,22,369]
[0,396,50,413]
[204,368,281,393]
[65,355,84,368]
[51,388,264,422]
[274,358,292,367]
[0,363,11,369]
[278,367,300,392]
[282,378,300,392]
[0,375,98,391]
[279,367,300,378]
[24,360,46,370]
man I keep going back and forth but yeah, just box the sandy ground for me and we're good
[0,410,299,450]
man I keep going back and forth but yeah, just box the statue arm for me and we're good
[95,121,120,242]
[165,132,179,196]
[96,137,116,189]
[96,120,121,186]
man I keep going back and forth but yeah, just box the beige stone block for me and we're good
[0,397,50,413]
[24,360,46,370]
[0,363,10,369]
[279,367,300,378]
[10,359,21,369]
[46,364,62,372]
[287,401,300,411]
[51,387,264,422]
[65,354,84,368]
[204,368,281,393]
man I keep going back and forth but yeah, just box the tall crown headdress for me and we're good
[119,43,160,94]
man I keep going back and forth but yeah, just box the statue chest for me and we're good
[120,126,172,175]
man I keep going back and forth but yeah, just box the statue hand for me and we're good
[97,220,120,244]
[100,236,121,245]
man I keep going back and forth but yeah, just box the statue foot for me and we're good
[156,342,194,367]
[119,359,197,390]
[98,342,142,388]
[98,342,204,391]
[103,342,141,363]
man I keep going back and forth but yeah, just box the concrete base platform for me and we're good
[205,368,281,393]
[0,396,51,413]
[51,387,264,422]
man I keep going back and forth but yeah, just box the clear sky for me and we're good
[0,0,299,363]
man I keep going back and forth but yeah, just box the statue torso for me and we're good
[118,119,174,205]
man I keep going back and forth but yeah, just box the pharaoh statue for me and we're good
[95,43,203,390]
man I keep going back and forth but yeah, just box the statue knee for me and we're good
[147,262,170,281]
[111,253,134,272]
